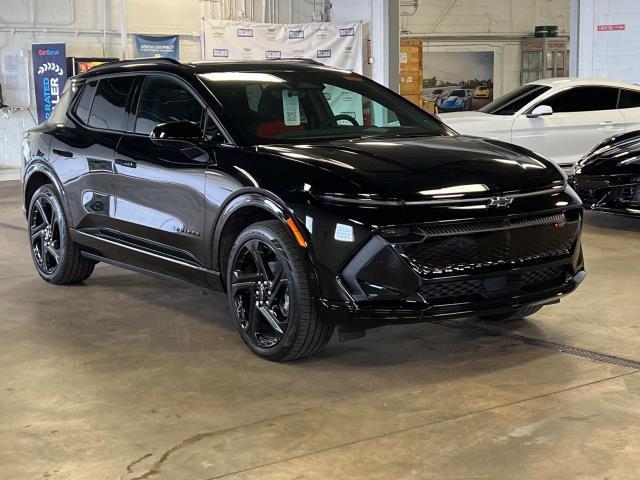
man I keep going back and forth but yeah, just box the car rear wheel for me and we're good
[479,305,542,322]
[28,185,95,284]
[226,220,334,361]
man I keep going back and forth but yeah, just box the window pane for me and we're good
[544,87,619,112]
[47,85,73,124]
[88,77,135,130]
[480,84,550,115]
[618,89,640,109]
[135,76,204,134]
[198,71,446,144]
[75,81,97,124]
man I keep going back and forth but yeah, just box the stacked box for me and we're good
[400,40,423,108]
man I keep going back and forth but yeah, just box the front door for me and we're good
[511,86,625,166]
[112,75,211,279]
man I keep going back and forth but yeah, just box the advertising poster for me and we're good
[31,43,67,123]
[133,34,180,60]
[203,20,363,125]
[422,51,494,112]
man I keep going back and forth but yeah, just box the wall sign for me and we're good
[31,43,67,124]
[133,35,180,60]
[597,24,626,32]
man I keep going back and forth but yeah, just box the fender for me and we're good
[23,160,70,218]
[210,188,322,298]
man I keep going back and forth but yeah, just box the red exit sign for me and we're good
[597,24,625,31]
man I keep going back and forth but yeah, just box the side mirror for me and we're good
[527,105,553,118]
[150,120,203,143]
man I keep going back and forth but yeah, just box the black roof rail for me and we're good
[87,57,181,73]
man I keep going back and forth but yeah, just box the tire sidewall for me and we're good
[28,185,70,283]
[226,223,307,360]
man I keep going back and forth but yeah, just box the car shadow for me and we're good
[583,210,640,232]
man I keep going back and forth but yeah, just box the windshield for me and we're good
[450,90,466,97]
[198,69,448,144]
[479,84,551,115]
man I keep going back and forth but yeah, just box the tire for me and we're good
[27,185,95,285]
[226,220,334,361]
[479,305,542,322]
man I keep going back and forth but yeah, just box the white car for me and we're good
[438,78,640,166]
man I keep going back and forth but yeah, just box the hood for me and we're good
[577,130,640,175]
[437,111,493,123]
[259,135,565,201]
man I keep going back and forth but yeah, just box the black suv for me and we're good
[22,58,585,361]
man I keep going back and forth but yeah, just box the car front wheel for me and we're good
[226,220,334,361]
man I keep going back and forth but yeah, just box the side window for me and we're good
[47,85,73,124]
[74,81,97,124]
[618,89,640,109]
[204,114,225,143]
[542,86,619,113]
[135,76,204,134]
[87,76,135,130]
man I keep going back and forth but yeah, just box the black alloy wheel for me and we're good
[231,238,291,349]
[27,185,95,284]
[227,220,334,361]
[29,193,61,276]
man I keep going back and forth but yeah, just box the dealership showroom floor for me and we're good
[2,184,640,480]
[4,0,640,479]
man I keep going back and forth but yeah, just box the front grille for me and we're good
[398,214,578,278]
[421,265,566,303]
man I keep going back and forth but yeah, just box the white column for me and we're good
[370,0,400,91]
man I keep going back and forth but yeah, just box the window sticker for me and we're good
[282,90,301,126]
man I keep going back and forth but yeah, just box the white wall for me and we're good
[573,0,640,81]
[0,0,323,169]
[400,0,571,97]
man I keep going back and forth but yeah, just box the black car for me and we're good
[22,58,586,361]
[572,130,640,216]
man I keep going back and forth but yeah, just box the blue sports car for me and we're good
[437,88,472,112]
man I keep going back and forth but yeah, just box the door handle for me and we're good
[599,121,613,125]
[52,149,73,158]
[115,159,137,168]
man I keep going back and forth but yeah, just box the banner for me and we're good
[31,43,67,124]
[133,34,180,60]
[203,20,363,74]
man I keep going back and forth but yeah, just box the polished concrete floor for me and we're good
[2,179,640,480]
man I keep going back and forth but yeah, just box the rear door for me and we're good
[618,88,640,133]
[511,86,625,166]
[53,75,136,231]
[113,74,211,277]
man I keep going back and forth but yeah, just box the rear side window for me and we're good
[47,85,73,124]
[75,81,97,124]
[88,76,135,130]
[543,86,619,112]
[618,89,640,109]
[134,76,204,134]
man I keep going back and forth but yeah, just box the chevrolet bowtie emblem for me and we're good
[487,196,513,208]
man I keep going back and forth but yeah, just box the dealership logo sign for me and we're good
[339,27,355,37]
[237,28,254,37]
[317,49,332,58]
[265,50,282,59]
[212,48,229,58]
[32,43,67,124]
[289,29,304,39]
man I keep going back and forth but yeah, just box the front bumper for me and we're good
[311,207,585,328]
[317,267,585,328]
